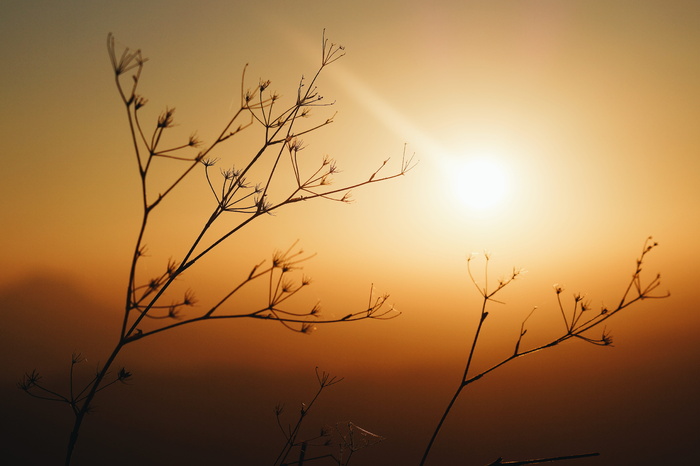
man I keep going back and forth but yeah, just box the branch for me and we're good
[486,452,600,465]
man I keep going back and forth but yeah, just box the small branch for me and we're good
[486,452,600,465]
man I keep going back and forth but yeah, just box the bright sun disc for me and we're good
[448,156,509,211]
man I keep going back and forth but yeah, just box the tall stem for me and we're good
[420,297,489,465]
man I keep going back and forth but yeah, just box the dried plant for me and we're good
[19,31,412,466]
[420,237,669,465]
[274,367,346,466]
[273,368,385,466]
[327,421,386,466]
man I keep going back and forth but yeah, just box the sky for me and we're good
[1,0,699,464]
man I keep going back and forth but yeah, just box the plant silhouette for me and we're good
[420,237,669,465]
[272,367,385,466]
[18,31,412,466]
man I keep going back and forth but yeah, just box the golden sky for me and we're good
[1,1,699,465]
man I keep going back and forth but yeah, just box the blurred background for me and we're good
[1,1,698,464]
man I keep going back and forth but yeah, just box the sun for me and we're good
[445,155,510,211]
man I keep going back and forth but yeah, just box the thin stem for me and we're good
[420,295,489,466]
[487,452,600,465]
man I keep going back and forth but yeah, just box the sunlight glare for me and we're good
[447,156,510,211]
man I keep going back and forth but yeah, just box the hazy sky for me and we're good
[1,1,699,465]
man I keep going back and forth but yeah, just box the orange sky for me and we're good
[1,1,699,465]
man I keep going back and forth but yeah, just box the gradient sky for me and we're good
[1,1,699,465]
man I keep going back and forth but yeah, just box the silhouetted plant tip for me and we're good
[329,421,386,465]
[274,368,380,466]
[21,31,409,466]
[420,237,669,465]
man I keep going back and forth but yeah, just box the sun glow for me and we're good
[446,155,510,211]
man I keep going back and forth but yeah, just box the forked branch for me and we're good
[420,238,668,465]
